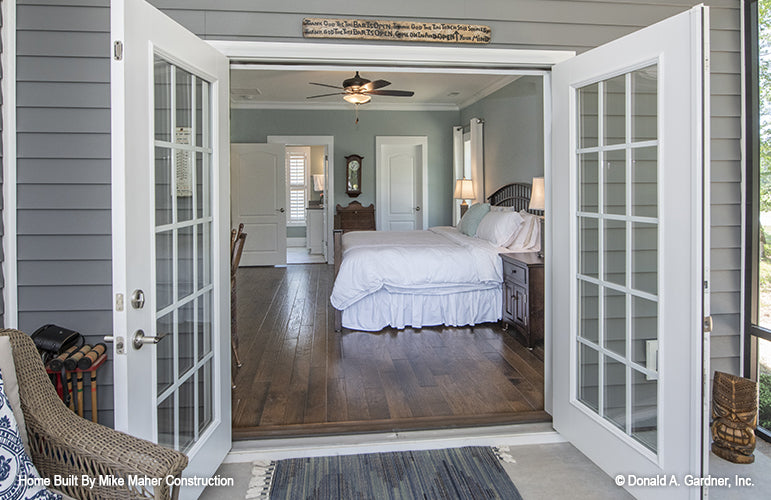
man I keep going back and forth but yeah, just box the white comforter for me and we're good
[330,227,503,310]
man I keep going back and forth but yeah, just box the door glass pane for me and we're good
[199,360,213,434]
[157,394,175,449]
[579,343,599,411]
[175,67,192,133]
[179,375,196,452]
[156,231,173,311]
[632,66,658,142]
[632,222,658,295]
[579,153,599,212]
[579,217,599,278]
[155,147,173,226]
[176,147,194,223]
[154,57,171,143]
[198,291,212,360]
[179,300,194,378]
[178,225,194,300]
[578,84,599,148]
[575,64,659,454]
[153,54,215,451]
[631,369,657,452]
[157,312,174,394]
[579,280,599,343]
[197,222,211,290]
[631,297,658,367]
[604,219,626,287]
[603,75,626,146]
[604,150,626,215]
[604,357,627,431]
[632,147,658,218]
[604,287,626,357]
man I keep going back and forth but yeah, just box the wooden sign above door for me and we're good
[302,18,491,44]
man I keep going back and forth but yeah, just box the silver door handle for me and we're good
[132,330,165,350]
[415,206,421,211]
[276,208,285,213]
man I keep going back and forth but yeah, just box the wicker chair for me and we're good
[1,329,189,500]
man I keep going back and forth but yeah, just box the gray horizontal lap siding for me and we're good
[15,0,741,430]
[16,0,113,426]
[148,0,744,375]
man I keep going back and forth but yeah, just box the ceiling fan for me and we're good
[307,71,415,105]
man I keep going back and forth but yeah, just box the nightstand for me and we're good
[500,252,544,348]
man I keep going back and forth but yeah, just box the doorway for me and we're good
[268,135,335,264]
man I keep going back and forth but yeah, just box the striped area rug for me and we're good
[246,446,522,500]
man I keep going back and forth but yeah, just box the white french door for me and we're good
[110,0,230,497]
[551,6,707,499]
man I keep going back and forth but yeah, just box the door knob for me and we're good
[276,208,285,213]
[132,330,165,350]
[131,289,145,309]
[415,206,421,211]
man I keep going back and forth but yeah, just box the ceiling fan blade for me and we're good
[306,92,346,99]
[309,82,343,90]
[367,90,415,97]
[362,79,391,92]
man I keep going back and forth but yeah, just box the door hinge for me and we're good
[114,41,123,61]
[115,293,124,312]
[703,316,713,333]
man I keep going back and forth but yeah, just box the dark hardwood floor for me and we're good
[232,264,548,439]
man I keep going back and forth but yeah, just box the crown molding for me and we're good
[230,100,459,112]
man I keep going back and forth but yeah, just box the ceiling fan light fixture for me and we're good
[343,93,371,105]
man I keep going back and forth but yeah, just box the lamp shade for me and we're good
[454,179,475,200]
[529,177,545,211]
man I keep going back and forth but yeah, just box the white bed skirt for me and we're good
[340,286,502,331]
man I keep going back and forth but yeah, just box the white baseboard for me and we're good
[287,237,307,248]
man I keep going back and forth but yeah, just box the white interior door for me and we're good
[230,144,287,266]
[551,6,707,499]
[376,136,428,231]
[110,0,230,497]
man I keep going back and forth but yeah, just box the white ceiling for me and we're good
[230,68,520,111]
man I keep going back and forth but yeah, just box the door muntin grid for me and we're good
[153,55,214,452]
[575,64,659,454]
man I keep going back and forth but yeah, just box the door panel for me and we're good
[230,144,287,266]
[551,6,706,499]
[376,137,428,231]
[111,0,230,496]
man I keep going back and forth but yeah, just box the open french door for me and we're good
[110,0,230,497]
[551,6,707,500]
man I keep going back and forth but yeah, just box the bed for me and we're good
[331,183,543,332]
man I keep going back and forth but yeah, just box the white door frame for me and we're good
[375,136,429,231]
[207,39,705,466]
[268,135,335,263]
[212,41,566,424]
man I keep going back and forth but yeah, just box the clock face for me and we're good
[349,160,360,171]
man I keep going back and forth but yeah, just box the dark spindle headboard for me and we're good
[487,183,544,216]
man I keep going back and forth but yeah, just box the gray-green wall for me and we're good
[232,108,458,227]
[460,76,545,195]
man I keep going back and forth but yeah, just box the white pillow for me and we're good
[475,211,524,247]
[490,205,515,212]
[507,211,541,251]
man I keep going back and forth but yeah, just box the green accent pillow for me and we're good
[459,203,490,236]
